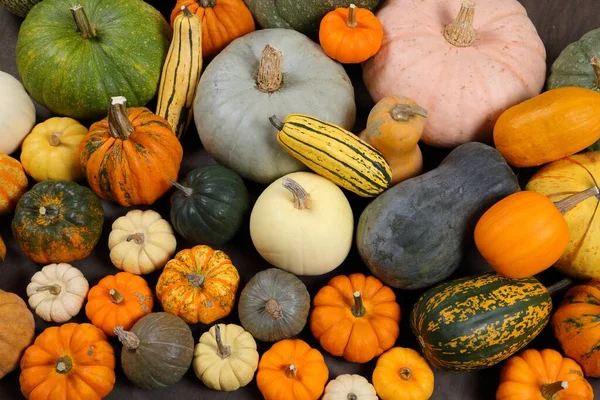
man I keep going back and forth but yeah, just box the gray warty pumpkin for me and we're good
[194,28,356,184]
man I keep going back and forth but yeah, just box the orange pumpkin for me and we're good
[156,245,240,324]
[79,96,183,207]
[0,234,5,263]
[0,152,28,215]
[497,348,594,399]
[85,272,153,337]
[372,347,434,400]
[310,273,400,363]
[170,0,255,59]
[20,323,115,400]
[257,339,329,400]
[552,280,600,377]
[319,4,383,64]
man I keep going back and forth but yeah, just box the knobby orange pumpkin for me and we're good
[372,347,434,400]
[79,96,183,207]
[319,4,383,64]
[310,273,401,363]
[156,245,240,324]
[0,152,28,215]
[85,272,153,337]
[257,339,329,400]
[497,348,594,400]
[170,0,255,59]
[20,323,116,400]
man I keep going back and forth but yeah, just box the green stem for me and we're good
[70,5,97,39]
[554,186,599,214]
[547,278,575,296]
[108,96,134,140]
[351,291,366,317]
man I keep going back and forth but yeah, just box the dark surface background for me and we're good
[0,0,599,399]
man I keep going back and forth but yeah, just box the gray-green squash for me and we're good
[356,142,520,290]
[0,0,41,18]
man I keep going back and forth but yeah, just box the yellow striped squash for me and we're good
[271,114,392,197]
[156,6,203,139]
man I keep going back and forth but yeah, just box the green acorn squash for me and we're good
[16,0,171,120]
[356,142,520,290]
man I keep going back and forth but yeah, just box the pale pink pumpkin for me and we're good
[363,0,546,148]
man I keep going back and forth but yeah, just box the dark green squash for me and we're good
[170,165,249,245]
[115,312,194,390]
[238,268,310,342]
[410,273,555,372]
[11,180,104,264]
[356,142,520,290]
[16,0,171,120]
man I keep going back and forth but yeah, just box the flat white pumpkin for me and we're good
[323,374,378,400]
[250,171,354,275]
[26,263,89,323]
[0,70,36,155]
[193,323,259,391]
[108,209,176,275]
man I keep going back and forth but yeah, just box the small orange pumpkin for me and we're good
[372,347,434,400]
[257,339,329,400]
[85,272,153,337]
[156,245,240,324]
[0,152,28,215]
[310,273,401,363]
[497,348,594,399]
[319,4,383,64]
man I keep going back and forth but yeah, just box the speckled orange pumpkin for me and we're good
[0,152,28,215]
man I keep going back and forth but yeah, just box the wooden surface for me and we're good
[0,0,599,399]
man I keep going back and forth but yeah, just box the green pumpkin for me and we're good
[243,0,381,36]
[11,180,104,264]
[16,0,171,120]
[0,0,41,18]
[170,165,249,245]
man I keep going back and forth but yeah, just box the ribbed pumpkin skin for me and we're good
[0,0,42,18]
[410,273,552,372]
[0,152,28,215]
[12,181,104,264]
[0,290,35,378]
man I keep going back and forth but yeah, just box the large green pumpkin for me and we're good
[410,273,553,372]
[170,165,249,245]
[356,142,520,290]
[16,0,171,120]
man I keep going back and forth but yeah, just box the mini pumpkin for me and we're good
[372,347,434,400]
[85,272,153,337]
[108,209,177,275]
[310,273,401,363]
[323,374,378,400]
[27,263,89,323]
[257,339,329,400]
[156,245,240,324]
[0,152,28,215]
[0,290,35,379]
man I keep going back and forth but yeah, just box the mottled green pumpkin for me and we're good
[0,0,41,18]
[11,180,104,264]
[16,0,171,120]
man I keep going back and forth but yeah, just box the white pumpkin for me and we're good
[26,263,89,323]
[323,374,378,400]
[250,171,354,275]
[0,70,36,155]
[108,209,176,275]
[193,323,259,391]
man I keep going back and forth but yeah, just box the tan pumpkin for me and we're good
[0,290,35,378]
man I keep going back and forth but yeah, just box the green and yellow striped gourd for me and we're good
[270,114,392,197]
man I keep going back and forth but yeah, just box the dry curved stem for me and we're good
[108,96,134,140]
[540,381,568,399]
[282,177,311,210]
[126,233,145,245]
[114,326,141,350]
[214,324,231,359]
[36,284,62,296]
[555,186,599,214]
[444,1,476,47]
[170,180,194,197]
[109,288,124,304]
[390,103,428,121]
[351,291,366,317]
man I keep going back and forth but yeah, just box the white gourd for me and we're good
[0,70,36,155]
[323,374,379,400]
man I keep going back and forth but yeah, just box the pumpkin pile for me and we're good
[1,0,600,399]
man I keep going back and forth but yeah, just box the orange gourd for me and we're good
[310,273,401,363]
[257,339,329,400]
[20,323,115,400]
[319,4,383,64]
[0,290,35,378]
[496,348,594,400]
[0,152,28,215]
[372,347,434,400]
[552,280,600,378]
[85,272,153,337]
[359,96,425,184]
[170,0,255,59]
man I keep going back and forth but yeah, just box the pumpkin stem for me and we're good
[257,45,283,93]
[36,284,62,296]
[114,326,141,350]
[108,96,135,140]
[282,177,311,210]
[547,278,575,296]
[541,381,569,399]
[591,57,600,89]
[351,291,366,317]
[347,394,358,400]
[109,288,124,304]
[269,115,285,131]
[554,186,599,214]
[39,205,59,219]
[444,1,476,47]
[265,298,284,320]
[126,233,145,245]
[390,104,429,121]
[347,4,358,28]
[214,324,232,359]
[186,273,205,287]
[169,180,194,197]
[284,364,298,379]
[199,0,216,7]
[55,356,73,374]
[70,5,97,39]
[399,367,412,381]
[181,5,194,17]
[49,132,62,146]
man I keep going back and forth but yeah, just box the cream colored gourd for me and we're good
[26,263,89,323]
[193,323,259,391]
[108,209,177,275]
[323,374,378,400]
[20,117,88,182]
[250,171,354,275]
[0,70,36,155]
